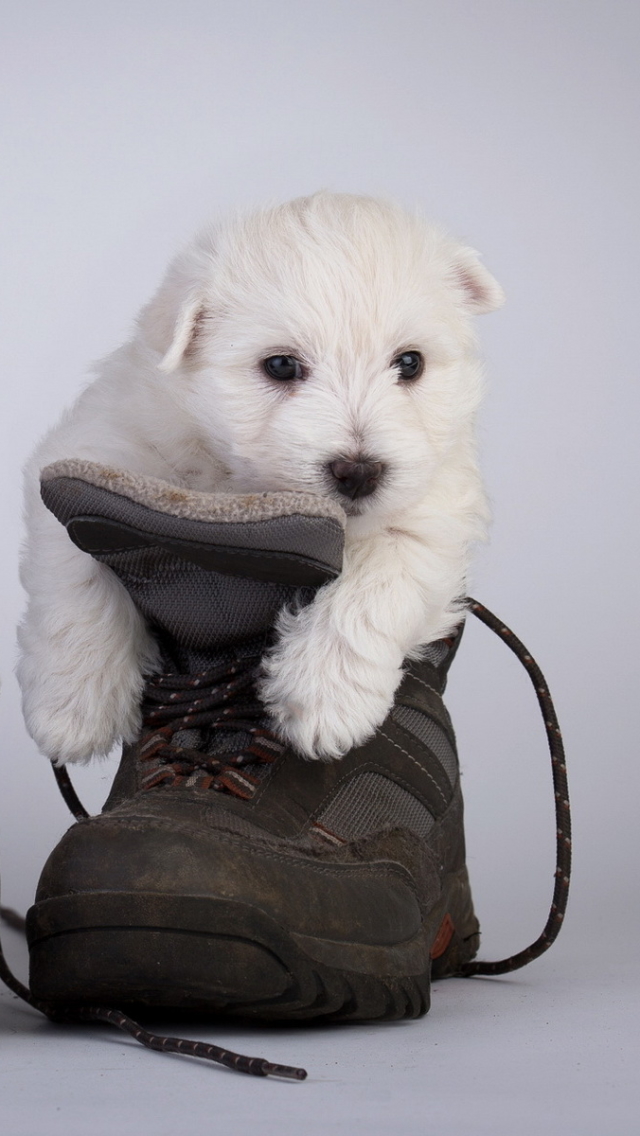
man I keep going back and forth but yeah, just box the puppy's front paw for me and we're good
[19,651,146,764]
[259,606,402,760]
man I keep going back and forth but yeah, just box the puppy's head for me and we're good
[141,193,503,524]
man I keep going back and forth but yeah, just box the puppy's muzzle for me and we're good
[326,458,385,500]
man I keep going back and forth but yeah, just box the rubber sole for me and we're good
[27,867,479,1022]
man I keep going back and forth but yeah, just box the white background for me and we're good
[1,2,638,1133]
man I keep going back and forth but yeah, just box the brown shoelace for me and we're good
[0,598,571,1077]
[459,599,571,975]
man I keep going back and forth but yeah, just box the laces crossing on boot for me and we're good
[138,657,285,798]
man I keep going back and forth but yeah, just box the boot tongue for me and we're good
[40,460,346,673]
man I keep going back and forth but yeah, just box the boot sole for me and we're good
[27,867,479,1022]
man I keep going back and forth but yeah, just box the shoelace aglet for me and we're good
[262,1061,308,1081]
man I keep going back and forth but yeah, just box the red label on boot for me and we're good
[430,913,455,959]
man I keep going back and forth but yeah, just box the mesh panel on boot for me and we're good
[391,706,458,785]
[94,546,301,660]
[315,771,435,842]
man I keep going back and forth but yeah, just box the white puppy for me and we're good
[18,192,503,764]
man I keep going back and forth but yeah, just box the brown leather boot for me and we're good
[28,460,479,1021]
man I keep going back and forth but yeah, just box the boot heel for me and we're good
[430,867,480,979]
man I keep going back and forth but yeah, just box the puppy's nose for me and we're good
[327,458,384,500]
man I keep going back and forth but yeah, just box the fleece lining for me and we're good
[41,460,347,528]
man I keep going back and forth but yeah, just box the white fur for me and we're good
[18,192,503,763]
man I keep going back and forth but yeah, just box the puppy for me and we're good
[18,192,503,764]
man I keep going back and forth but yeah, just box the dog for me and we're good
[17,191,504,764]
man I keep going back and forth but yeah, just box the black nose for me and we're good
[327,458,385,500]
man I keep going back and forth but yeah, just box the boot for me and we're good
[27,459,479,1021]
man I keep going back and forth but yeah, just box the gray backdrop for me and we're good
[1,3,638,1133]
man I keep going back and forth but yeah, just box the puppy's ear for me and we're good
[138,242,212,373]
[451,246,505,314]
[157,294,206,373]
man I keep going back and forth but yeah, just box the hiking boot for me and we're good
[27,460,479,1021]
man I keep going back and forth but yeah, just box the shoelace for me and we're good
[459,600,571,975]
[0,598,571,1078]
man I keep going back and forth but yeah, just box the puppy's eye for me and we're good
[263,355,304,381]
[393,351,424,381]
